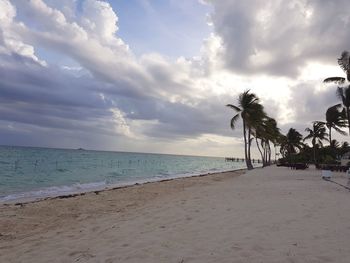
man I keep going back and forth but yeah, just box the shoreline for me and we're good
[1,168,248,205]
[2,166,350,262]
[0,169,245,252]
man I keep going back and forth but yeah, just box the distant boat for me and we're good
[77,148,85,151]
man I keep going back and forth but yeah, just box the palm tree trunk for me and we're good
[256,138,265,166]
[261,140,265,162]
[267,142,271,165]
[264,141,268,165]
[274,145,277,163]
[247,128,253,169]
[329,126,332,143]
[313,143,316,164]
[347,107,350,135]
[242,120,250,169]
[288,145,292,166]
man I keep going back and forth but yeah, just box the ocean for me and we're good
[0,146,254,202]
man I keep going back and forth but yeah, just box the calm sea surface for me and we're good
[0,146,253,202]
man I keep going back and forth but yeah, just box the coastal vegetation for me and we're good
[279,128,303,164]
[226,90,281,169]
[279,51,350,165]
[227,51,350,169]
[303,122,328,164]
[324,104,347,142]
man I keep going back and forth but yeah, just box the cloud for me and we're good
[0,0,47,66]
[0,0,238,151]
[288,81,340,125]
[0,0,349,157]
[81,0,120,41]
[206,0,350,77]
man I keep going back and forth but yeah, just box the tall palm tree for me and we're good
[324,51,350,84]
[226,90,264,170]
[280,128,303,163]
[304,122,328,164]
[254,116,268,166]
[336,86,350,134]
[325,104,347,143]
[265,118,281,165]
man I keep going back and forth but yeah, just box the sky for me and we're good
[0,0,349,157]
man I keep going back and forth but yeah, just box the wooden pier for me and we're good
[225,157,261,163]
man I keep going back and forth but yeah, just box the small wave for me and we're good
[0,166,253,203]
[0,181,107,203]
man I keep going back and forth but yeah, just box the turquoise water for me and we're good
[0,146,252,202]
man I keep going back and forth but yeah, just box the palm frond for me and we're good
[336,87,346,105]
[230,114,240,130]
[323,77,345,84]
[226,104,241,112]
[338,51,350,80]
[303,134,313,141]
[313,120,326,125]
[333,126,347,136]
[305,127,312,133]
[334,103,343,109]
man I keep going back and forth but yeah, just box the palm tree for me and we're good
[280,128,304,163]
[226,90,265,170]
[254,116,269,166]
[341,141,350,151]
[330,139,340,149]
[324,51,350,84]
[339,141,350,157]
[304,122,328,164]
[324,51,350,134]
[279,135,288,158]
[254,117,280,166]
[329,139,341,160]
[325,104,347,143]
[265,118,281,165]
[336,86,350,134]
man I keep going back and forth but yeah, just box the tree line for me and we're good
[227,51,350,169]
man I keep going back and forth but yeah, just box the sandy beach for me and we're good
[1,166,350,263]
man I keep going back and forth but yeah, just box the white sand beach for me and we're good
[1,166,350,263]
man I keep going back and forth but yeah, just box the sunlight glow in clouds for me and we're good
[0,0,350,157]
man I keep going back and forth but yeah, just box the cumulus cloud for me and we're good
[0,0,46,66]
